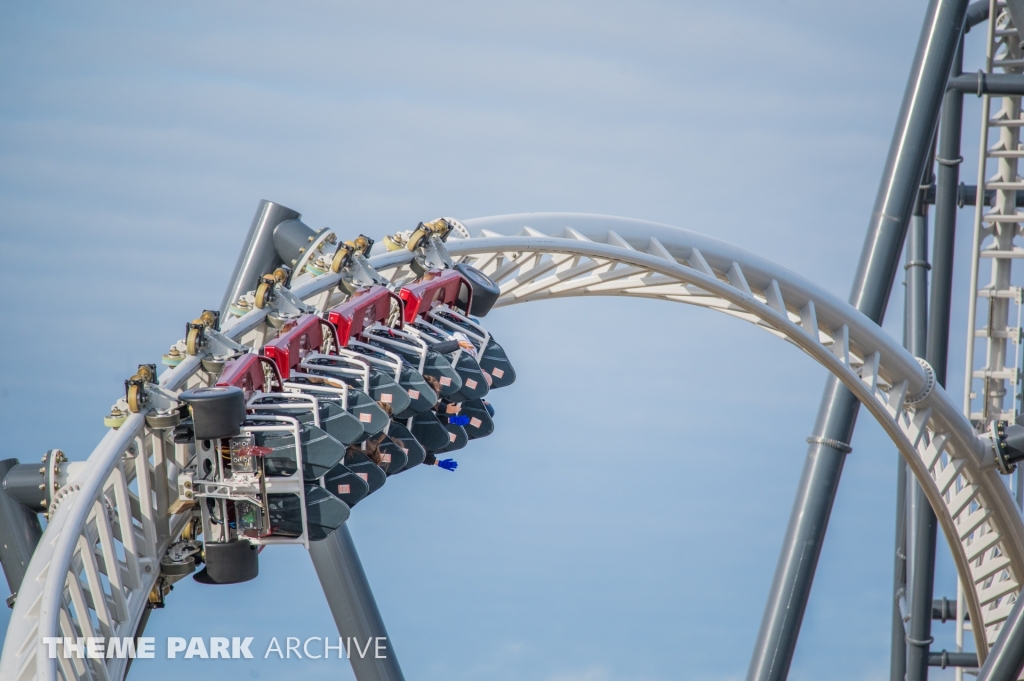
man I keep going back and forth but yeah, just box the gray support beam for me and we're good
[949,73,1024,97]
[746,1,969,679]
[218,200,299,316]
[0,459,43,605]
[933,597,960,622]
[922,183,1024,208]
[929,651,979,668]
[975,593,1024,681]
[309,525,406,681]
[906,473,938,681]
[905,186,936,681]
[890,457,909,681]
[966,0,989,29]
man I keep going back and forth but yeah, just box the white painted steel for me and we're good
[965,2,1024,430]
[4,212,1022,680]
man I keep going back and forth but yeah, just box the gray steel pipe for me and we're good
[889,456,908,681]
[921,183,1024,208]
[929,650,979,668]
[906,173,937,681]
[975,593,1024,681]
[309,525,406,681]
[966,0,989,29]
[218,200,300,315]
[0,459,43,604]
[932,597,960,622]
[746,1,969,679]
[928,35,964,391]
[948,73,1024,96]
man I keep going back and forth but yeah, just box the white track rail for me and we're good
[3,213,1020,680]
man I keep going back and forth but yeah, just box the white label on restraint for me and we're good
[357,473,369,482]
[440,376,452,386]
[449,432,457,443]
[492,368,504,378]
[465,379,477,389]
[470,417,482,428]
[381,454,392,463]
[380,393,392,403]
[337,484,351,494]
[359,413,373,423]
[408,389,420,399]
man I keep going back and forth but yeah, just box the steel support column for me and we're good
[309,525,406,681]
[746,1,969,679]
[0,459,42,606]
[890,454,909,681]
[975,594,1024,681]
[906,161,937,680]
[218,199,299,315]
[928,34,965,387]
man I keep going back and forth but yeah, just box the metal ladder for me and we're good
[962,1,1024,675]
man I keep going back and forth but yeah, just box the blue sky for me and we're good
[0,2,997,680]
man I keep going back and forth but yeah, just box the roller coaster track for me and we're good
[3,213,1022,681]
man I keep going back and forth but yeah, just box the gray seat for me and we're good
[409,411,451,452]
[323,463,371,507]
[460,399,495,440]
[343,448,387,495]
[387,421,427,471]
[376,435,410,476]
[248,421,346,480]
[266,488,350,541]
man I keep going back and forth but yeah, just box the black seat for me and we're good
[434,317,516,389]
[376,435,410,476]
[343,448,387,495]
[290,386,386,444]
[460,399,495,440]
[323,463,371,507]
[266,489,350,541]
[308,357,413,415]
[479,338,516,389]
[251,394,364,446]
[408,411,451,452]
[386,421,426,471]
[303,486,352,540]
[317,401,364,445]
[420,350,463,397]
[438,422,468,452]
[449,351,489,401]
[393,365,439,418]
[250,422,346,480]
[363,368,413,415]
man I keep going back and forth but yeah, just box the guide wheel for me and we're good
[186,326,203,356]
[254,281,272,309]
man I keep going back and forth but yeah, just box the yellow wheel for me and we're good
[103,409,128,429]
[332,245,353,272]
[136,365,155,383]
[406,228,427,251]
[186,327,202,356]
[254,281,272,309]
[199,310,217,328]
[127,383,142,413]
